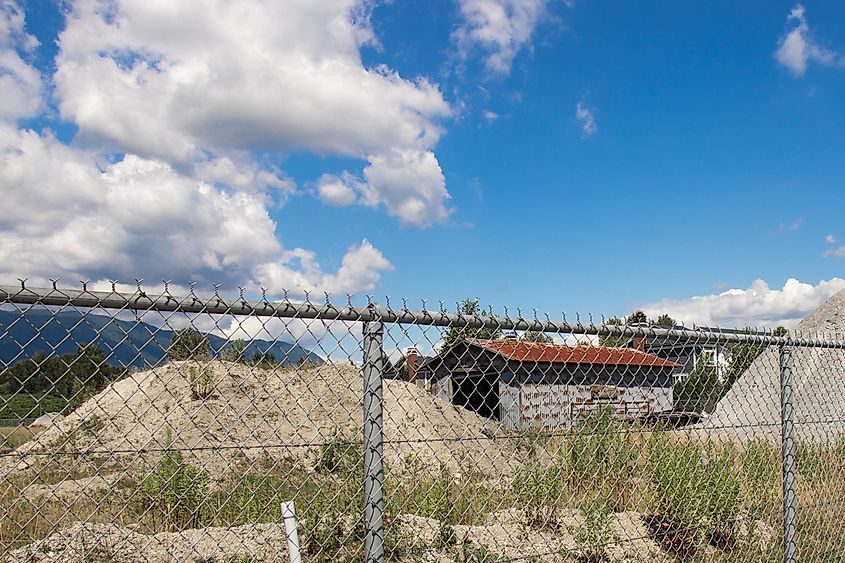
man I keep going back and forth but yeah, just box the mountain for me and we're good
[0,308,323,369]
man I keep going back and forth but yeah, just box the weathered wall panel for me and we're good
[511,383,673,430]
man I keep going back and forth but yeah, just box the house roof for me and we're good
[466,339,681,368]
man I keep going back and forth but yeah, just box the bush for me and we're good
[0,394,67,419]
[188,366,215,400]
[561,409,639,508]
[702,445,742,549]
[166,328,211,361]
[250,351,279,369]
[646,438,742,557]
[224,339,247,363]
[646,439,707,557]
[740,439,780,521]
[216,474,292,524]
[511,461,565,527]
[569,500,616,563]
[673,352,720,414]
[391,464,495,526]
[138,447,209,530]
[315,437,363,476]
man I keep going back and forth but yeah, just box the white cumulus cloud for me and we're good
[454,0,550,75]
[54,0,452,226]
[0,1,43,120]
[775,4,845,76]
[640,278,845,329]
[0,123,393,294]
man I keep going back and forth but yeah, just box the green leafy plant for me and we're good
[456,541,499,563]
[511,461,564,528]
[440,298,503,352]
[224,339,247,363]
[166,328,211,361]
[561,409,639,509]
[139,446,209,530]
[569,500,616,563]
[702,445,742,549]
[315,436,363,476]
[645,439,707,558]
[674,352,720,414]
[390,463,495,526]
[740,439,781,522]
[188,366,215,400]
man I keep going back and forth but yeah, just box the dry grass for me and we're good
[0,425,43,451]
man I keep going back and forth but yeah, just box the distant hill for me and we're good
[0,308,323,369]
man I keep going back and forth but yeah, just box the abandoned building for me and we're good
[407,338,680,430]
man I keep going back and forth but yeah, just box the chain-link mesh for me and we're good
[1,282,844,562]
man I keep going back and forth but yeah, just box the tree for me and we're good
[224,339,246,363]
[0,345,123,416]
[250,351,279,368]
[655,314,676,327]
[441,298,502,352]
[599,316,629,348]
[674,352,720,414]
[383,355,408,380]
[166,328,211,361]
[521,331,554,344]
[627,310,648,325]
[721,325,787,395]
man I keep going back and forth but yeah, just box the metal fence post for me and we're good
[362,311,385,563]
[780,344,796,563]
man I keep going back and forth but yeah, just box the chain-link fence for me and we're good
[1,281,844,562]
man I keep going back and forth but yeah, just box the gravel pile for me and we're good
[5,522,292,562]
[702,289,845,440]
[11,361,521,478]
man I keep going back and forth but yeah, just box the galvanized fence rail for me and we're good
[1,282,844,562]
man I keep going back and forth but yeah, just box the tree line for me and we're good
[0,345,125,419]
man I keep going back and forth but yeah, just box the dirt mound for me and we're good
[703,290,845,441]
[5,521,292,562]
[12,361,521,478]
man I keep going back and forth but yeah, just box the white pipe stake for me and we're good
[281,501,301,563]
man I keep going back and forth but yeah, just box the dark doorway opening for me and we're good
[452,373,499,419]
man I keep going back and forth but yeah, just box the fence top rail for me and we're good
[2,284,845,349]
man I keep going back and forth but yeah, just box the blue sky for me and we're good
[2,1,844,328]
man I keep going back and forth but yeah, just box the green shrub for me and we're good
[646,439,707,557]
[673,352,721,414]
[646,438,743,556]
[0,394,67,419]
[224,339,247,363]
[216,474,293,525]
[795,440,841,485]
[315,437,363,476]
[511,461,565,527]
[702,445,742,549]
[569,500,616,563]
[166,328,211,361]
[456,542,500,563]
[138,448,209,530]
[188,366,215,400]
[250,351,279,369]
[390,464,495,526]
[561,409,638,508]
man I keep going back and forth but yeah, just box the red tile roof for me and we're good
[467,339,680,368]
